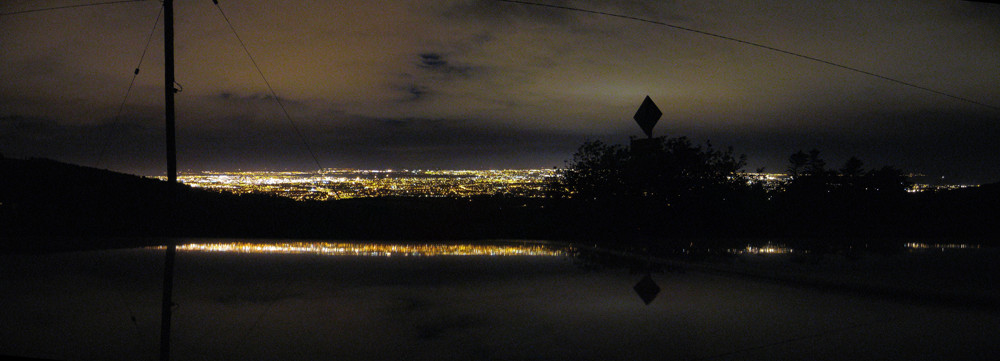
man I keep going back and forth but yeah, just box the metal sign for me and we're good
[633,273,661,305]
[633,96,662,139]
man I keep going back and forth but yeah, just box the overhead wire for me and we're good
[229,273,301,359]
[211,0,325,171]
[93,249,158,354]
[96,5,163,169]
[6,0,163,352]
[0,0,151,16]
[89,5,165,353]
[496,0,1000,112]
[207,1,327,349]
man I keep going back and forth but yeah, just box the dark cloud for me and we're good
[0,114,163,172]
[405,84,430,101]
[419,53,447,68]
[209,91,309,113]
[417,52,472,76]
[440,0,576,25]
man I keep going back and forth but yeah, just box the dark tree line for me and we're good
[548,136,761,245]
[784,149,909,196]
[554,137,748,204]
[775,150,911,249]
[548,137,997,252]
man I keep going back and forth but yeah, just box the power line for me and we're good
[96,5,163,169]
[212,0,324,171]
[496,0,1000,112]
[0,0,151,16]
[93,250,157,352]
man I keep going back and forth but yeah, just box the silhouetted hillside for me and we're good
[0,158,298,250]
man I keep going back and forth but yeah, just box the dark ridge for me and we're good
[0,157,294,251]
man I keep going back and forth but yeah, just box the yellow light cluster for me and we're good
[172,169,559,200]
[170,242,566,257]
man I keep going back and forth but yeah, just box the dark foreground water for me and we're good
[1,240,998,361]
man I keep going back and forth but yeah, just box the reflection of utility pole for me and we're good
[160,0,177,360]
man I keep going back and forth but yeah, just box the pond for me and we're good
[1,240,997,360]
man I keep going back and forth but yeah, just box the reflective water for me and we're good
[1,240,998,361]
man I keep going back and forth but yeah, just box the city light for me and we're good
[162,241,567,257]
[172,169,559,201]
[160,169,966,201]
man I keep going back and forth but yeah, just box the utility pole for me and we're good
[160,0,177,360]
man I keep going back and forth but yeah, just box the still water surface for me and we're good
[1,240,997,361]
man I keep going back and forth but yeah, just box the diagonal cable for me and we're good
[96,5,163,169]
[94,250,158,351]
[497,0,1000,112]
[212,0,324,171]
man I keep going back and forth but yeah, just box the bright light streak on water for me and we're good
[904,242,981,251]
[728,243,794,254]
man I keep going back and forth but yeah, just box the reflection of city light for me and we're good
[905,242,979,251]
[729,244,793,254]
[158,242,565,257]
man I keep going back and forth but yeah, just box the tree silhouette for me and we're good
[551,136,752,241]
[557,136,747,203]
[863,166,910,194]
[787,150,808,177]
[840,156,865,178]
[783,149,832,196]
[806,149,826,175]
[556,140,629,201]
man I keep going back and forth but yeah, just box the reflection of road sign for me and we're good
[633,273,660,305]
[633,96,662,138]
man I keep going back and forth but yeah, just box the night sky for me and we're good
[2,1,999,183]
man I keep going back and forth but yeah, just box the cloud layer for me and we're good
[2,0,999,181]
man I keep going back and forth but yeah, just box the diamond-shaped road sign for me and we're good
[633,273,661,305]
[633,96,662,139]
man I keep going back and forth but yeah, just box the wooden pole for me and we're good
[159,0,177,360]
